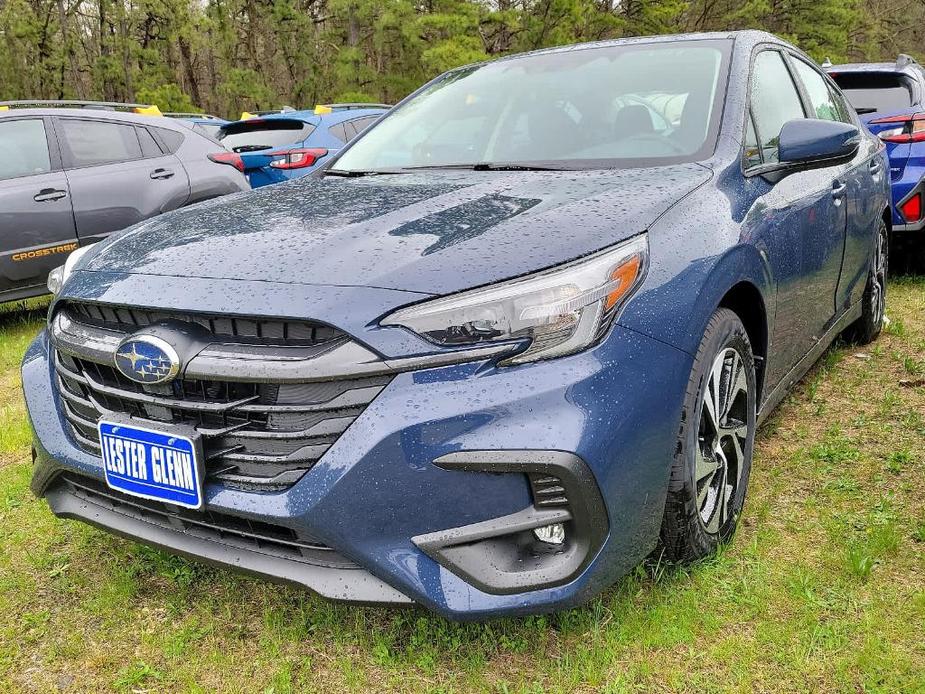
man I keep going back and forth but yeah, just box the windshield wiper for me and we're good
[323,168,414,177]
[473,163,568,171]
[402,162,570,172]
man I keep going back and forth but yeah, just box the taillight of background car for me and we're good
[268,148,328,170]
[870,112,925,143]
[899,191,922,222]
[208,151,245,171]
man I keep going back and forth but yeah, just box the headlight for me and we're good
[47,245,94,296]
[382,234,648,365]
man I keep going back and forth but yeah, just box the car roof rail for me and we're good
[164,112,223,120]
[0,100,163,115]
[896,54,918,69]
[315,103,392,113]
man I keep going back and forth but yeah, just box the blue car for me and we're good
[827,56,925,232]
[215,104,390,187]
[164,113,230,141]
[24,31,889,620]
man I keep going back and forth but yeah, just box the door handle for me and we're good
[33,188,67,202]
[869,160,883,176]
[832,180,847,199]
[150,168,175,180]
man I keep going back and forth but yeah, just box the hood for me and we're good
[87,165,712,295]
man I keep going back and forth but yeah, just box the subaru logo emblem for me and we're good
[114,335,181,385]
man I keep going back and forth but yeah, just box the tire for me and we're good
[659,308,757,564]
[845,217,888,345]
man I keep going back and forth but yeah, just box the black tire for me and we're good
[845,217,888,345]
[659,308,757,564]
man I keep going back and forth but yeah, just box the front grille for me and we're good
[66,301,344,346]
[58,473,358,568]
[54,306,393,491]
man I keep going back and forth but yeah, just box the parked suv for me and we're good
[216,104,390,187]
[827,56,925,233]
[24,33,888,620]
[0,101,249,304]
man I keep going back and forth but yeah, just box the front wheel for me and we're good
[845,217,888,345]
[659,308,757,564]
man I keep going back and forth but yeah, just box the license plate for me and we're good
[98,419,204,509]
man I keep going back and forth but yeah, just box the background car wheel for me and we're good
[659,308,757,564]
[846,217,889,345]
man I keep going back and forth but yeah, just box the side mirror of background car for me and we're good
[778,119,860,168]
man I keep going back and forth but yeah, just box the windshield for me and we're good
[334,39,730,172]
[217,120,315,152]
[830,72,914,113]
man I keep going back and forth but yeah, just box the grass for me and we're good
[1,284,924,693]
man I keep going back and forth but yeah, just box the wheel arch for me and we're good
[717,281,769,402]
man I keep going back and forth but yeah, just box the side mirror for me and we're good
[778,119,860,167]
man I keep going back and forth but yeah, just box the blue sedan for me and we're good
[25,31,888,620]
[215,104,390,187]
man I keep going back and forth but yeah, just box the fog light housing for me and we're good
[533,523,566,545]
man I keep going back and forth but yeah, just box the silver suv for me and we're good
[0,101,249,304]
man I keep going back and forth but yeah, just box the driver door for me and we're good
[743,49,848,385]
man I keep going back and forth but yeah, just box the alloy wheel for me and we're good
[696,347,750,533]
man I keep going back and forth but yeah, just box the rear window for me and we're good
[829,72,915,113]
[217,119,315,152]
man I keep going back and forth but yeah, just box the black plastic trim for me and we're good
[413,450,608,595]
[43,475,413,605]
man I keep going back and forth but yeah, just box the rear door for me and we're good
[791,56,881,312]
[55,117,190,244]
[0,116,78,296]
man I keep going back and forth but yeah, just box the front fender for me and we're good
[618,187,775,358]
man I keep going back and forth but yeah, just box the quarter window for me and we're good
[743,114,762,168]
[792,58,842,121]
[136,126,164,157]
[59,119,142,167]
[0,119,51,180]
[749,51,806,165]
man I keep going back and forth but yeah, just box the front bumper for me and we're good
[25,320,692,619]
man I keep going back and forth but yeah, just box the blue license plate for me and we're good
[98,420,203,509]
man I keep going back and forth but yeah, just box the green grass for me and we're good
[1,285,924,693]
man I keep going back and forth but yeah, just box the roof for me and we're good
[448,30,783,71]
[826,55,921,76]
[0,107,181,126]
[224,106,388,128]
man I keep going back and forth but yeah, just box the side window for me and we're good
[827,84,855,123]
[750,50,806,165]
[328,122,348,143]
[153,127,184,154]
[743,114,762,168]
[350,116,378,137]
[343,120,360,140]
[791,58,842,121]
[0,119,52,180]
[136,126,163,157]
[59,119,142,168]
